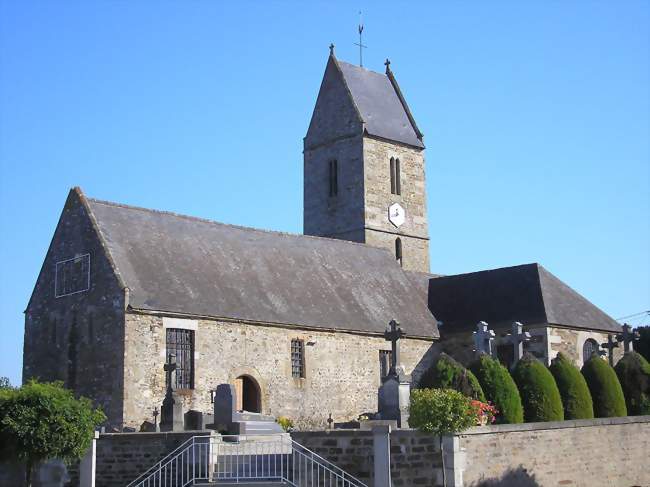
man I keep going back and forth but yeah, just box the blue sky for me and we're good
[1,1,648,385]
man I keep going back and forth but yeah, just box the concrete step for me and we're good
[194,482,289,486]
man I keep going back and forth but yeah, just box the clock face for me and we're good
[388,203,406,228]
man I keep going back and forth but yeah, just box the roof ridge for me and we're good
[435,262,539,279]
[86,196,391,252]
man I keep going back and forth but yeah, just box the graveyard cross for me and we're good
[473,321,496,356]
[327,413,334,429]
[510,322,531,365]
[601,334,619,366]
[616,323,639,353]
[152,407,160,431]
[384,320,405,376]
[164,353,177,392]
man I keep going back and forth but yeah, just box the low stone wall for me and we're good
[291,429,443,486]
[95,430,208,487]
[456,416,650,487]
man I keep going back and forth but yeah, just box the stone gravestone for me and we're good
[510,322,531,368]
[211,383,283,435]
[617,324,639,353]
[377,320,411,428]
[160,353,184,432]
[601,334,620,366]
[473,321,496,357]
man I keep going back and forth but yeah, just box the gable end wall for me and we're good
[23,189,126,427]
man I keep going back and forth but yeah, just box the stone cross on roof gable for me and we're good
[473,321,495,357]
[384,319,405,377]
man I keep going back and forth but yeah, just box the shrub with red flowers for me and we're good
[469,400,498,426]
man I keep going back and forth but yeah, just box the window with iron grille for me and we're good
[379,350,392,380]
[166,328,195,389]
[583,339,599,365]
[291,339,305,378]
[55,254,90,297]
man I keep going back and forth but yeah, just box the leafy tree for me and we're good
[418,353,486,401]
[0,380,106,486]
[581,355,627,418]
[0,377,11,389]
[549,353,594,419]
[409,388,478,487]
[470,354,524,424]
[635,326,650,362]
[512,354,564,422]
[614,352,650,415]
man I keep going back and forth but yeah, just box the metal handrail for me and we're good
[127,433,368,487]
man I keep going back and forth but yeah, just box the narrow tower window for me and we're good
[395,159,402,194]
[329,159,338,197]
[390,158,401,195]
[395,238,402,267]
[291,338,305,378]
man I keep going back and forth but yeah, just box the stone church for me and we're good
[23,50,622,430]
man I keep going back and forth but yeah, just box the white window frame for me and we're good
[55,253,91,298]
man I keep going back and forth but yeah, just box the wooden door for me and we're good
[234,377,243,412]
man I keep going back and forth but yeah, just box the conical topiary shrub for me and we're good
[418,353,486,401]
[549,353,594,419]
[470,354,523,424]
[581,355,627,417]
[614,352,650,416]
[512,353,564,422]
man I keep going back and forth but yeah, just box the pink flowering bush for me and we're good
[469,400,498,425]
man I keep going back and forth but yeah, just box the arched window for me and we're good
[389,157,401,195]
[395,238,402,267]
[583,339,599,364]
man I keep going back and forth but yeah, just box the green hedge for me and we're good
[581,355,627,417]
[418,353,486,401]
[549,353,594,419]
[470,354,523,424]
[409,388,477,435]
[512,354,564,422]
[614,352,650,416]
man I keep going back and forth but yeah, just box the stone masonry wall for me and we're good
[549,326,624,367]
[94,431,204,487]
[363,137,430,273]
[291,429,443,487]
[458,416,650,487]
[303,134,365,240]
[123,313,438,429]
[23,188,126,427]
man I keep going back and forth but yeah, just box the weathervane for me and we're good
[354,11,367,67]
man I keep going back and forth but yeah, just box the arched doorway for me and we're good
[234,375,261,413]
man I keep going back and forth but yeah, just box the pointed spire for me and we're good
[384,58,391,74]
[329,43,335,57]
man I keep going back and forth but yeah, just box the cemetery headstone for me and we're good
[601,334,619,366]
[160,354,184,432]
[617,324,639,353]
[510,322,531,368]
[473,321,496,357]
[377,320,411,428]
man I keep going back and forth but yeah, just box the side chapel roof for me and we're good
[84,193,439,339]
[405,264,621,334]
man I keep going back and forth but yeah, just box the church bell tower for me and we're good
[303,48,430,273]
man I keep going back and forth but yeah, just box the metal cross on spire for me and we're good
[354,11,367,67]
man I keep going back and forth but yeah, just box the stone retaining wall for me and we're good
[291,429,443,486]
[456,416,650,487]
[95,430,206,487]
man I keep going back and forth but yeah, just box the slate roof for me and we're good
[406,264,621,333]
[85,196,439,338]
[337,60,424,149]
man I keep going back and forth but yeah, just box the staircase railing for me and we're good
[126,433,368,487]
